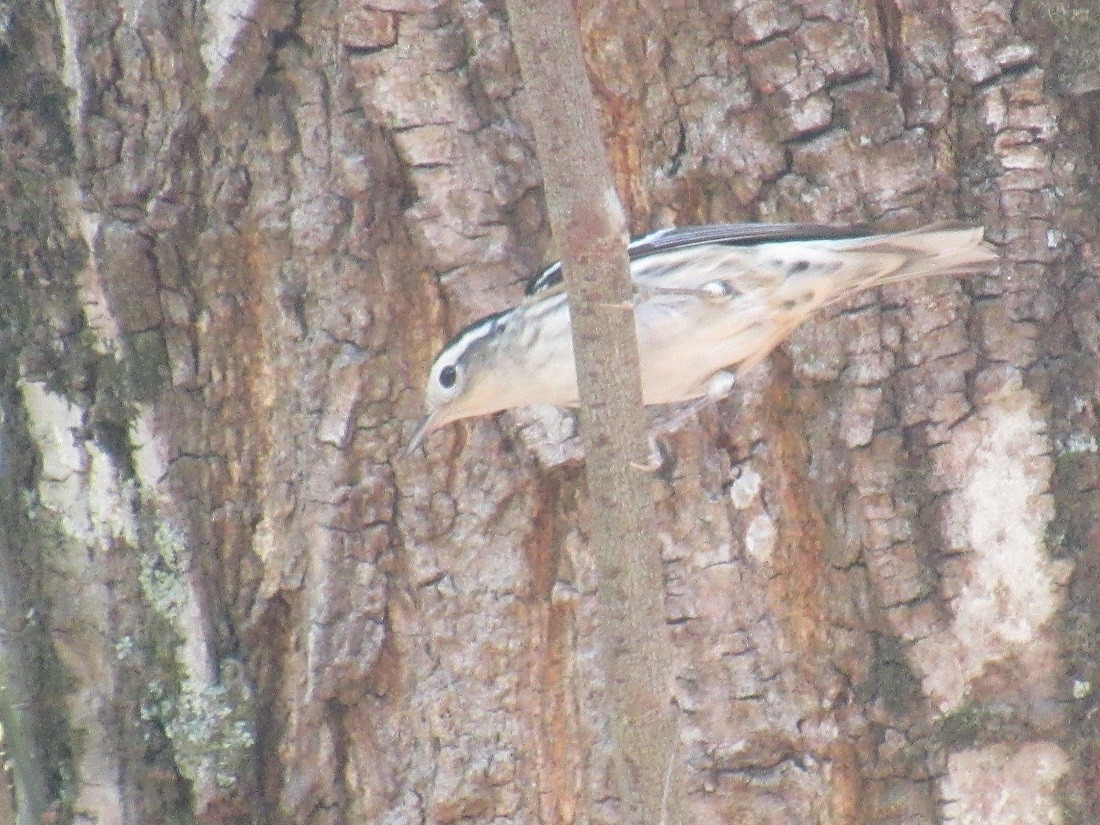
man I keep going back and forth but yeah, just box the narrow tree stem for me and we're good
[502,3,681,823]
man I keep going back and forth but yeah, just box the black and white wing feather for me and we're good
[524,222,870,296]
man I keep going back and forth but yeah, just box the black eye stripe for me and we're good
[439,365,458,388]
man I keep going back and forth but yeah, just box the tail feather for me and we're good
[756,224,998,365]
[841,225,998,283]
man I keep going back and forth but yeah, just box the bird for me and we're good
[407,222,997,453]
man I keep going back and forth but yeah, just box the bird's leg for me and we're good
[595,285,647,311]
[705,369,738,402]
[629,437,669,473]
[597,283,657,311]
[654,370,737,436]
[649,280,736,305]
[596,300,637,311]
[632,371,737,473]
[601,280,735,312]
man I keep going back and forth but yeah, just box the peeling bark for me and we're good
[0,0,1098,823]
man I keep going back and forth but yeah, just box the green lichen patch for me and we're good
[138,521,190,619]
[140,662,255,791]
[136,522,256,794]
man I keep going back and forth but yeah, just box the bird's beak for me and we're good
[404,411,438,456]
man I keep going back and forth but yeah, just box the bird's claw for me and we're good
[630,436,670,473]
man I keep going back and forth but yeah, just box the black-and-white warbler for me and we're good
[408,223,997,452]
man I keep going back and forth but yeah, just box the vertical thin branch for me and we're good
[502,3,681,823]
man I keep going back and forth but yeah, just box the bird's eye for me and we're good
[439,365,458,389]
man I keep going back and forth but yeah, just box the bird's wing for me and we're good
[624,223,870,258]
[524,222,870,296]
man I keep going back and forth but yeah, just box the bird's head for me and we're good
[406,309,514,453]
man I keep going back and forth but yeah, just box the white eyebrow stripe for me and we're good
[442,309,513,362]
[526,261,562,296]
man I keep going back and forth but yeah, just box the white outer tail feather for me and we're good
[839,225,998,285]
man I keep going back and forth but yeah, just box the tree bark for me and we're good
[0,0,1098,823]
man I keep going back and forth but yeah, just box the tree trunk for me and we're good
[1,0,1097,823]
